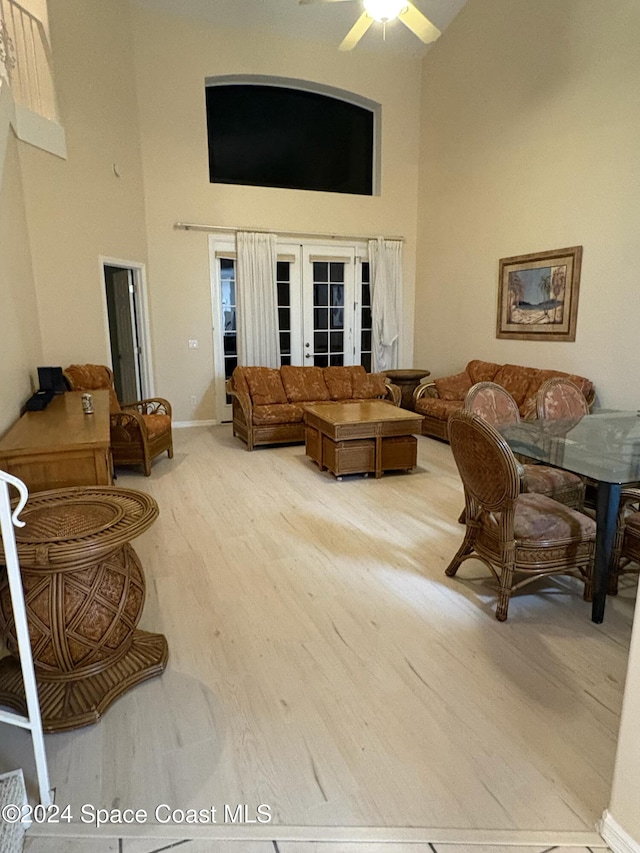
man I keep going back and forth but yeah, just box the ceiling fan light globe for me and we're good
[362,0,408,23]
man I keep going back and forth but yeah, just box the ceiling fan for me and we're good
[299,0,441,51]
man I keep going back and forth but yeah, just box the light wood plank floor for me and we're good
[3,425,636,843]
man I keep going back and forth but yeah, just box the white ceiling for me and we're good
[133,0,468,58]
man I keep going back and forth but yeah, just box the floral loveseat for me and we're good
[227,365,400,450]
[414,359,595,441]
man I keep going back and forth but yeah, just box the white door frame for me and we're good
[99,256,155,399]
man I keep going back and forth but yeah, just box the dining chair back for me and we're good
[463,381,585,510]
[536,377,589,420]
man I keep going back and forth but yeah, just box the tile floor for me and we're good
[23,839,611,853]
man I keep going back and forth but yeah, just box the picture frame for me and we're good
[496,245,583,342]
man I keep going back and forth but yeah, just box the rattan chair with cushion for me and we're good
[536,376,590,421]
[445,410,596,621]
[609,489,640,595]
[464,382,585,509]
[64,364,173,476]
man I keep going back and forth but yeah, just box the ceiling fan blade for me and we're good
[398,1,441,44]
[339,12,373,50]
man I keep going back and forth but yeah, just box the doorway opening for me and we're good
[101,259,153,403]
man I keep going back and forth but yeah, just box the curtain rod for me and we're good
[174,222,405,243]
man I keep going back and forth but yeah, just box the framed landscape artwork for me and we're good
[496,246,583,341]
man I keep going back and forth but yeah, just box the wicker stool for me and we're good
[0,486,168,732]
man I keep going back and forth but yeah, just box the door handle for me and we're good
[305,353,312,359]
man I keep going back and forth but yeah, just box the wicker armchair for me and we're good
[63,364,173,476]
[464,382,585,509]
[609,489,640,595]
[445,410,596,621]
[536,377,590,420]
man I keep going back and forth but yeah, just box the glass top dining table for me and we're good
[500,410,640,623]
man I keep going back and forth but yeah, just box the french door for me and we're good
[211,237,372,422]
[302,245,356,367]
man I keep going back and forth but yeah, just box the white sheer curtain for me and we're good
[368,237,402,372]
[236,231,279,367]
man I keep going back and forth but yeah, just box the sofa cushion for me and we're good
[480,493,595,544]
[520,369,593,419]
[280,366,330,402]
[252,403,305,425]
[466,360,501,384]
[434,371,473,401]
[352,372,387,399]
[243,367,288,406]
[323,365,366,400]
[141,413,172,440]
[492,364,538,407]
[414,396,462,421]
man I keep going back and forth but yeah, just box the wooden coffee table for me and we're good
[304,401,423,479]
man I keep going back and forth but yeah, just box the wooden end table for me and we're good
[382,369,431,411]
[0,486,168,731]
[304,400,423,479]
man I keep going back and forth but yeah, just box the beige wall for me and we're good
[415,0,640,409]
[0,131,42,435]
[131,6,423,421]
[17,0,149,372]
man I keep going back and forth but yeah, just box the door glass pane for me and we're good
[314,283,329,306]
[220,258,237,402]
[360,261,372,372]
[277,261,292,366]
[311,261,346,366]
[314,331,329,353]
[314,307,328,329]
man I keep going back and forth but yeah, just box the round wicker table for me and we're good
[0,486,168,732]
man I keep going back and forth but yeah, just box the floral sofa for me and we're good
[227,365,400,450]
[414,359,595,441]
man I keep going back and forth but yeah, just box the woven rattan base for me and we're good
[0,629,168,732]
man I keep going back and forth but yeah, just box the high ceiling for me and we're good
[133,0,468,57]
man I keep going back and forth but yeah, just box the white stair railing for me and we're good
[0,0,59,123]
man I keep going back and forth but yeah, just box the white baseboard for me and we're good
[173,420,218,429]
[600,810,640,853]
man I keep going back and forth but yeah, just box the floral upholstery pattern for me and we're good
[323,365,366,400]
[480,492,596,544]
[280,366,330,402]
[243,367,288,406]
[64,363,121,413]
[466,360,501,384]
[352,372,387,399]
[523,465,583,499]
[141,413,171,440]
[414,397,461,421]
[252,404,304,425]
[536,378,589,421]
[465,384,520,427]
[434,371,473,401]
[492,364,537,408]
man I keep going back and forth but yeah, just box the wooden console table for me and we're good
[0,486,168,731]
[0,391,112,493]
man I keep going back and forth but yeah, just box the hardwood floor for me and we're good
[2,425,636,845]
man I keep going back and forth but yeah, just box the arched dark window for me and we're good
[205,76,378,196]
